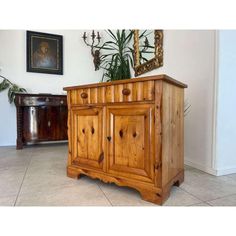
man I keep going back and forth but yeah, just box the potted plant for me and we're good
[96,30,134,82]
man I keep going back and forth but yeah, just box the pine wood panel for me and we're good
[114,84,123,102]
[71,106,104,170]
[70,81,155,105]
[64,74,187,91]
[67,91,72,166]
[136,82,144,101]
[161,82,184,186]
[106,104,155,183]
[90,87,98,104]
[97,87,106,103]
[154,81,163,187]
[143,80,155,101]
[105,85,114,103]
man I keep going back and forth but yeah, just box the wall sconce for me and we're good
[82,30,101,71]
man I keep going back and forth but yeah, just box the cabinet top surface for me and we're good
[63,74,187,91]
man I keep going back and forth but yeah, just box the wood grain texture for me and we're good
[64,74,186,205]
[71,106,104,171]
[67,91,72,166]
[105,85,114,103]
[63,74,187,91]
[69,81,155,105]
[154,81,163,187]
[161,82,184,186]
[97,87,106,103]
[90,87,98,104]
[106,104,154,183]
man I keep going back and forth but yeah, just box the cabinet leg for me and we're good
[67,167,81,179]
[139,171,184,205]
[173,171,184,187]
[139,190,169,205]
[16,139,23,150]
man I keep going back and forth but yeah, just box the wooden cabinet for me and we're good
[64,74,187,205]
[15,93,68,149]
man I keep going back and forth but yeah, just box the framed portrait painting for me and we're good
[27,31,63,75]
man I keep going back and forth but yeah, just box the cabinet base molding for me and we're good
[67,165,184,205]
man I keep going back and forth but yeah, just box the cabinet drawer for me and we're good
[70,81,155,105]
[108,81,155,103]
[18,96,67,106]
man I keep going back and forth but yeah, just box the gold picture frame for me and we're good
[133,30,163,76]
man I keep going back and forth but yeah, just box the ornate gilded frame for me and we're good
[133,30,163,76]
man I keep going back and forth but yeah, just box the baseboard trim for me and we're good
[184,159,218,176]
[185,159,236,176]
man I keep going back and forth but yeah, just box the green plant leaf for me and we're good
[139,30,147,39]
[97,29,134,82]
[1,75,27,104]
[8,86,14,103]
[0,79,10,91]
[106,30,118,41]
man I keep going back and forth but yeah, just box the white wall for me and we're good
[215,30,236,175]
[141,30,217,174]
[0,30,104,146]
[0,30,218,175]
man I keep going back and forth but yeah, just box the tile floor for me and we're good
[0,143,236,206]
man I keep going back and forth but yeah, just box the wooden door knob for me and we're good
[122,88,131,96]
[81,92,88,99]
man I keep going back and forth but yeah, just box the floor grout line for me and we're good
[97,182,113,206]
[189,201,212,206]
[204,192,236,203]
[13,151,34,206]
[179,186,205,203]
[180,185,236,205]
[1,146,235,207]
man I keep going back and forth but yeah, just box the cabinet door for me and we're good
[47,106,59,140]
[47,106,68,141]
[22,106,41,141]
[37,106,51,140]
[22,106,51,142]
[71,106,104,170]
[106,104,155,183]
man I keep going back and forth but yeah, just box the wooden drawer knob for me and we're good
[122,88,131,96]
[81,92,88,99]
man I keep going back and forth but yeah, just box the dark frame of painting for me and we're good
[27,31,63,75]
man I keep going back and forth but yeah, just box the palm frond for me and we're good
[98,29,134,82]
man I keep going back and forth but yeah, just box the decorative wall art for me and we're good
[133,30,163,76]
[27,31,63,75]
